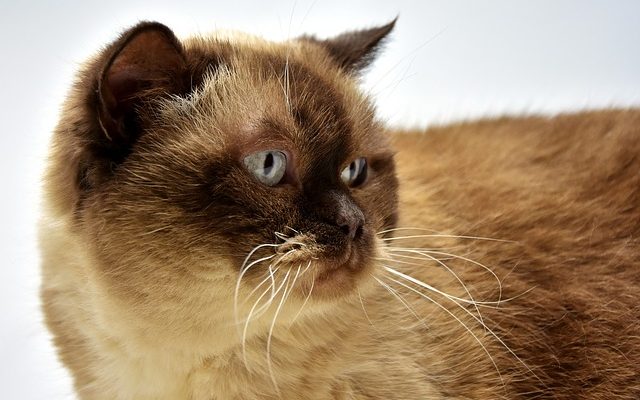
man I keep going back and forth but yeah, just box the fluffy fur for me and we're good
[40,21,640,399]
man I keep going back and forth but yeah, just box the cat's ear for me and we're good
[96,21,187,149]
[306,19,396,74]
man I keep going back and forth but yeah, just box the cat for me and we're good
[39,20,640,399]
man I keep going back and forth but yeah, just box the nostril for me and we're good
[354,224,364,239]
[337,215,364,240]
[340,224,351,236]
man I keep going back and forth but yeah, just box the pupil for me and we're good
[264,153,274,171]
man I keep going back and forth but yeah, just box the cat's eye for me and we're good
[243,150,287,186]
[341,157,368,187]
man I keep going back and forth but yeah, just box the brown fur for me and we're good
[40,21,640,399]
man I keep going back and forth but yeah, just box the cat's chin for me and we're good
[302,257,373,301]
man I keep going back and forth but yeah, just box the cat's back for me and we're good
[390,109,640,398]
[393,109,640,248]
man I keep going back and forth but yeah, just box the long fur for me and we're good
[40,21,640,399]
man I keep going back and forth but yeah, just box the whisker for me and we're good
[268,264,278,298]
[389,249,500,306]
[382,253,531,306]
[274,230,307,249]
[237,243,300,367]
[376,250,463,261]
[291,261,314,324]
[299,259,312,275]
[374,255,426,266]
[372,275,428,330]
[240,266,280,311]
[241,284,272,369]
[234,254,276,328]
[266,268,293,395]
[368,27,448,95]
[285,264,303,305]
[378,226,505,237]
[274,231,290,242]
[283,225,301,235]
[381,273,504,387]
[266,249,297,297]
[381,234,514,243]
[297,0,318,32]
[383,266,503,307]
[356,287,378,330]
[241,243,281,264]
[282,240,307,248]
[234,242,281,306]
[383,270,541,384]
[253,268,291,321]
[140,225,173,236]
[385,248,473,264]
[385,249,485,327]
[241,268,291,369]
[420,249,504,304]
[249,250,299,319]
[377,227,438,235]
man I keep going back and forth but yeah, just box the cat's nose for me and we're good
[334,193,365,240]
[336,209,364,239]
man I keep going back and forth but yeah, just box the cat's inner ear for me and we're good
[308,19,396,74]
[97,22,187,147]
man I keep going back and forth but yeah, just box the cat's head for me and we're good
[50,21,398,334]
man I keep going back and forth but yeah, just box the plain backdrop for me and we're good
[1,1,639,398]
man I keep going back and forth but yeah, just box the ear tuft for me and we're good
[97,21,186,148]
[308,19,396,74]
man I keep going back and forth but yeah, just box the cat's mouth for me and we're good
[273,233,373,300]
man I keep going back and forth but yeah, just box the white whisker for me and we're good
[383,266,496,307]
[421,249,504,304]
[385,249,485,327]
[374,255,425,266]
[373,276,428,330]
[141,225,173,236]
[382,253,530,307]
[234,253,276,328]
[241,268,291,369]
[297,0,318,32]
[241,266,280,310]
[356,287,378,330]
[286,264,303,304]
[368,27,448,96]
[381,274,504,387]
[274,231,290,241]
[249,250,298,319]
[284,225,301,235]
[291,261,314,324]
[381,234,514,243]
[266,249,297,297]
[383,270,540,384]
[241,285,272,369]
[266,268,292,395]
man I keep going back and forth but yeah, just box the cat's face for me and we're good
[68,22,397,329]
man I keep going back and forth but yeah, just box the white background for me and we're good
[1,1,639,398]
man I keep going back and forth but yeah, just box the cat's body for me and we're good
[40,21,640,399]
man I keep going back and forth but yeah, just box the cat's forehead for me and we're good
[165,36,385,159]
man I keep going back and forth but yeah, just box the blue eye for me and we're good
[243,150,287,186]
[340,157,367,187]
